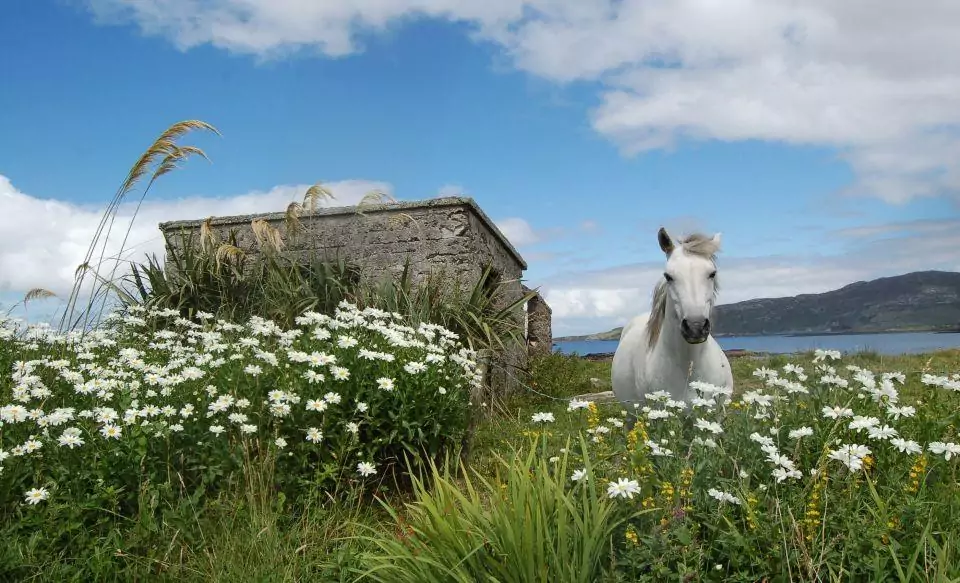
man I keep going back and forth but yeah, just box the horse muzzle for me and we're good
[680,317,711,344]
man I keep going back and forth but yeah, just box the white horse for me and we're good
[611,227,734,411]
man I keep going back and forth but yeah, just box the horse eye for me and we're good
[708,271,717,279]
[663,273,674,283]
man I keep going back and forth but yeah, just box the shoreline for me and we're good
[571,348,767,362]
[560,346,960,362]
[555,328,960,343]
[760,329,960,338]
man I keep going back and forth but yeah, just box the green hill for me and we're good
[553,270,960,341]
[553,327,624,342]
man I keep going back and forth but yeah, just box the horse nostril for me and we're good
[703,319,711,333]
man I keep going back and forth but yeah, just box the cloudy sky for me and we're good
[2,1,959,335]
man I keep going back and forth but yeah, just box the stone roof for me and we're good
[158,196,527,269]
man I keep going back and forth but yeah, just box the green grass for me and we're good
[4,348,959,581]
[354,438,635,583]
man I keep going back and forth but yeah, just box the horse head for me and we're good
[657,227,722,345]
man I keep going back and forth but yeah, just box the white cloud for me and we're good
[0,174,392,298]
[83,0,530,56]
[495,216,598,251]
[83,0,960,204]
[495,217,541,248]
[835,218,959,239]
[540,219,960,335]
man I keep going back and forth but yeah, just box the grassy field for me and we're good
[4,314,960,582]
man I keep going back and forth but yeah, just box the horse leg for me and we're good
[624,410,639,432]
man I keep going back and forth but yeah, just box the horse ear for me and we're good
[712,232,722,248]
[658,227,674,255]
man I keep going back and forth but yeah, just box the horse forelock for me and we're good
[677,233,721,294]
[677,232,720,262]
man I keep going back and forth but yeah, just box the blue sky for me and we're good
[2,0,959,335]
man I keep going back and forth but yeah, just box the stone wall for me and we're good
[160,197,526,287]
[158,196,547,394]
[523,286,553,357]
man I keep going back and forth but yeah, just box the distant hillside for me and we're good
[712,270,960,336]
[554,327,624,342]
[554,270,960,341]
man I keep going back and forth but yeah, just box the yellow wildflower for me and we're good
[906,455,927,494]
[625,526,639,546]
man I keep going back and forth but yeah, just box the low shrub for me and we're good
[0,301,477,573]
[128,228,365,330]
[526,351,610,401]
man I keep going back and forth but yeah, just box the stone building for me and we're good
[157,196,553,392]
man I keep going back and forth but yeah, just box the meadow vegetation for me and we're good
[2,121,960,581]
[3,314,960,581]
[479,349,960,582]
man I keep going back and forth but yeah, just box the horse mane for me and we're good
[645,233,721,349]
